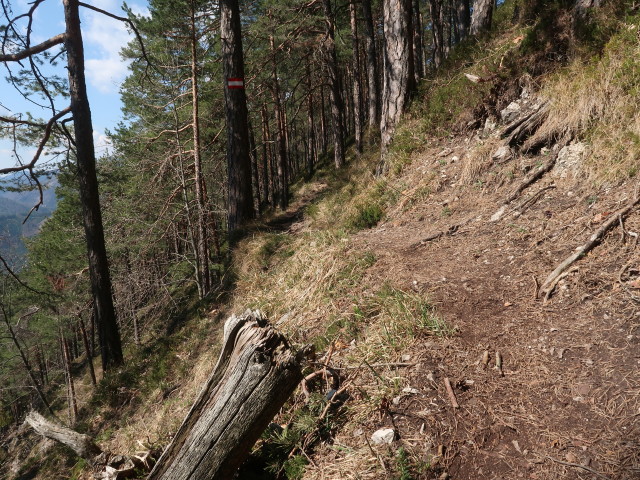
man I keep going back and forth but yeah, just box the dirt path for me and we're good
[351,140,640,479]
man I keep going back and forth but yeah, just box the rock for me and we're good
[402,387,420,394]
[500,101,522,123]
[483,116,497,133]
[490,205,507,222]
[552,142,587,179]
[492,145,512,163]
[401,354,411,362]
[371,428,395,445]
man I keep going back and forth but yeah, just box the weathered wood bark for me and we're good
[361,0,380,134]
[322,0,346,169]
[64,0,123,371]
[221,0,254,238]
[470,0,493,35]
[26,411,102,460]
[380,0,415,156]
[147,310,303,480]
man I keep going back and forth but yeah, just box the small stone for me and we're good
[565,452,578,463]
[426,372,436,382]
[353,428,364,437]
[371,428,395,445]
[500,101,522,123]
[392,396,402,405]
[402,354,412,362]
[402,387,420,395]
[492,145,513,162]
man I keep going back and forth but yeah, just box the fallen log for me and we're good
[25,411,102,460]
[147,309,304,480]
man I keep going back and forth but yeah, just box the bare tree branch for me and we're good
[78,2,155,73]
[0,33,65,62]
[0,106,71,175]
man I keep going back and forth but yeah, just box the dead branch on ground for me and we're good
[539,195,640,300]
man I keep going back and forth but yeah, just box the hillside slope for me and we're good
[3,5,639,480]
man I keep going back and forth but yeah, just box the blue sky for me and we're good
[0,0,147,170]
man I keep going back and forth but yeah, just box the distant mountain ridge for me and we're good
[0,172,58,269]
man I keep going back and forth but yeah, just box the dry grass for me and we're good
[459,136,503,185]
[529,20,640,184]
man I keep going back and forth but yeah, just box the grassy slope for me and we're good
[5,2,640,479]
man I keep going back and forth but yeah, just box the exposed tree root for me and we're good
[502,103,549,148]
[491,154,558,222]
[411,216,476,248]
[540,196,640,300]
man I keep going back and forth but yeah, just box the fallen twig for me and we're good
[412,216,476,247]
[539,196,640,299]
[443,377,459,409]
[543,266,579,304]
[544,455,609,480]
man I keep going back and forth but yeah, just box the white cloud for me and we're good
[82,3,135,94]
[93,130,113,157]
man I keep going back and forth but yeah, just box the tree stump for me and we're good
[147,309,304,480]
[24,310,303,480]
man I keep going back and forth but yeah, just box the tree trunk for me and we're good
[260,104,273,208]
[455,0,471,42]
[362,0,380,134]
[221,0,254,238]
[1,305,55,417]
[269,35,289,210]
[380,0,415,155]
[319,86,328,156]
[429,0,445,68]
[147,310,303,480]
[61,333,78,425]
[412,0,424,81]
[305,60,316,178]
[78,314,97,386]
[322,0,346,169]
[63,0,123,371]
[189,6,211,297]
[470,0,493,35]
[248,121,261,214]
[350,0,364,155]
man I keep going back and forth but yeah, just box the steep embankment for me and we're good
[227,22,640,478]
